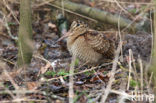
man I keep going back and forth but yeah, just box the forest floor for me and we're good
[0,0,154,103]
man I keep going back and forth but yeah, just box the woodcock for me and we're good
[58,21,115,65]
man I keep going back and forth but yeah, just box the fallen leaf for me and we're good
[38,62,51,76]
[26,82,38,90]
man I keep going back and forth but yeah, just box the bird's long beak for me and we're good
[57,31,71,42]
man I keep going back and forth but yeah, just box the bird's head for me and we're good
[57,20,88,41]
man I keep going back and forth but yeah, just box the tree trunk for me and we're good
[50,0,146,32]
[17,0,33,67]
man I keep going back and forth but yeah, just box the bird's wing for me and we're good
[84,30,116,58]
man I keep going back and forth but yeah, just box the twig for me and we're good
[131,50,139,83]
[146,71,153,103]
[1,84,16,100]
[2,66,21,100]
[149,72,153,88]
[117,11,127,103]
[61,0,65,16]
[121,3,152,32]
[113,0,135,20]
[100,41,122,102]
[127,49,132,90]
[147,10,154,67]
[69,56,75,103]
[32,0,55,7]
[3,69,19,90]
[110,89,133,100]
[0,90,44,94]
[1,58,15,65]
[45,62,112,81]
[101,0,154,5]
[0,11,18,40]
[33,54,112,82]
[138,57,143,94]
[118,11,123,62]
[0,99,47,103]
[2,0,20,24]
[33,55,51,64]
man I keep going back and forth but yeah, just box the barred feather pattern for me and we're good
[66,21,115,64]
[86,30,115,59]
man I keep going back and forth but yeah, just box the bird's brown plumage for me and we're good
[61,21,115,65]
[85,30,115,58]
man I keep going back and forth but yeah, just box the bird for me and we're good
[58,20,115,65]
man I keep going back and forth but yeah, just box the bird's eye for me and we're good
[77,23,80,26]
